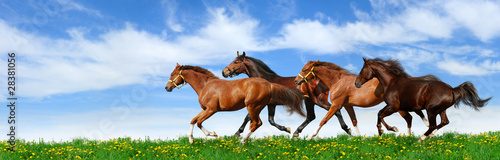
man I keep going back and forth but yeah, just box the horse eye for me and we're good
[234,62,237,64]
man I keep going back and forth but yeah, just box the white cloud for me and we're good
[444,0,500,42]
[400,7,455,39]
[0,6,264,98]
[437,58,500,76]
[54,0,103,17]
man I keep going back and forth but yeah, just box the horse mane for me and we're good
[369,58,411,78]
[238,56,277,75]
[312,61,352,75]
[182,65,219,79]
[369,58,442,81]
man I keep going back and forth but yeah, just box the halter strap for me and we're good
[169,69,186,89]
[298,66,316,84]
[225,58,245,77]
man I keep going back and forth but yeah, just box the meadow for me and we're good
[1,131,499,159]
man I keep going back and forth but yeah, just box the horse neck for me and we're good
[183,70,213,95]
[371,64,397,91]
[314,66,349,88]
[245,61,280,80]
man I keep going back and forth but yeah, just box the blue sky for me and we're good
[1,0,500,141]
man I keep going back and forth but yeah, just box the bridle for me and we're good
[298,66,316,84]
[225,57,245,77]
[169,68,187,89]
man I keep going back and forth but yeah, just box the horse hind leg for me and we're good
[418,112,437,142]
[267,104,290,133]
[398,110,412,135]
[293,98,315,138]
[241,103,266,144]
[429,111,449,139]
[415,110,429,127]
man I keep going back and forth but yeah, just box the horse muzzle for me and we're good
[354,81,362,88]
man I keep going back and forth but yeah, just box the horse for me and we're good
[222,51,350,138]
[354,58,491,142]
[294,60,430,140]
[165,63,305,144]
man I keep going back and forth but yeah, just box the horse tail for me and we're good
[270,84,306,117]
[452,81,492,111]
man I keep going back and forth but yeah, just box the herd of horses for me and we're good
[165,51,491,144]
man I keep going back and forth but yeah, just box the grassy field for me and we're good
[1,131,499,159]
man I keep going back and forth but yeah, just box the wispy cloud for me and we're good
[162,0,184,32]
[54,0,102,17]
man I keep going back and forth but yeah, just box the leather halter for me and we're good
[298,66,316,84]
[225,57,245,77]
[169,68,186,89]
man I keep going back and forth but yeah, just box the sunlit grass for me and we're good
[1,131,499,159]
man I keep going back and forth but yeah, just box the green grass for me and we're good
[1,131,499,159]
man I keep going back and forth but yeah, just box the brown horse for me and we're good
[222,51,350,138]
[165,63,305,144]
[294,60,429,140]
[354,58,491,142]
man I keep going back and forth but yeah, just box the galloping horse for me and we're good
[294,60,430,140]
[222,52,350,137]
[165,64,305,144]
[354,58,491,142]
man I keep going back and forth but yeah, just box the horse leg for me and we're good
[377,105,398,135]
[241,104,266,144]
[196,109,218,138]
[418,112,437,142]
[188,110,206,144]
[429,111,449,139]
[293,98,315,138]
[398,110,412,135]
[345,106,359,136]
[306,100,342,141]
[234,114,251,137]
[415,110,429,127]
[267,104,290,133]
[315,93,350,135]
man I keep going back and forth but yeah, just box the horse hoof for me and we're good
[391,127,399,132]
[212,132,218,137]
[189,139,194,144]
[293,133,299,138]
[347,128,352,135]
[286,127,291,133]
[234,133,240,138]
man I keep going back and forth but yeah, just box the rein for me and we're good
[225,58,245,77]
[169,68,187,89]
[298,66,316,84]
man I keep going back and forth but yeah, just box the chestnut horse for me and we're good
[165,64,305,144]
[354,58,491,142]
[294,60,430,140]
[222,52,350,138]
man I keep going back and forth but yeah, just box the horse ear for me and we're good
[237,51,240,57]
[363,57,367,62]
[242,51,246,57]
[176,63,180,67]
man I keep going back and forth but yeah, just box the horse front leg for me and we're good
[315,91,351,135]
[377,105,398,135]
[306,100,343,141]
[293,98,315,138]
[267,104,290,133]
